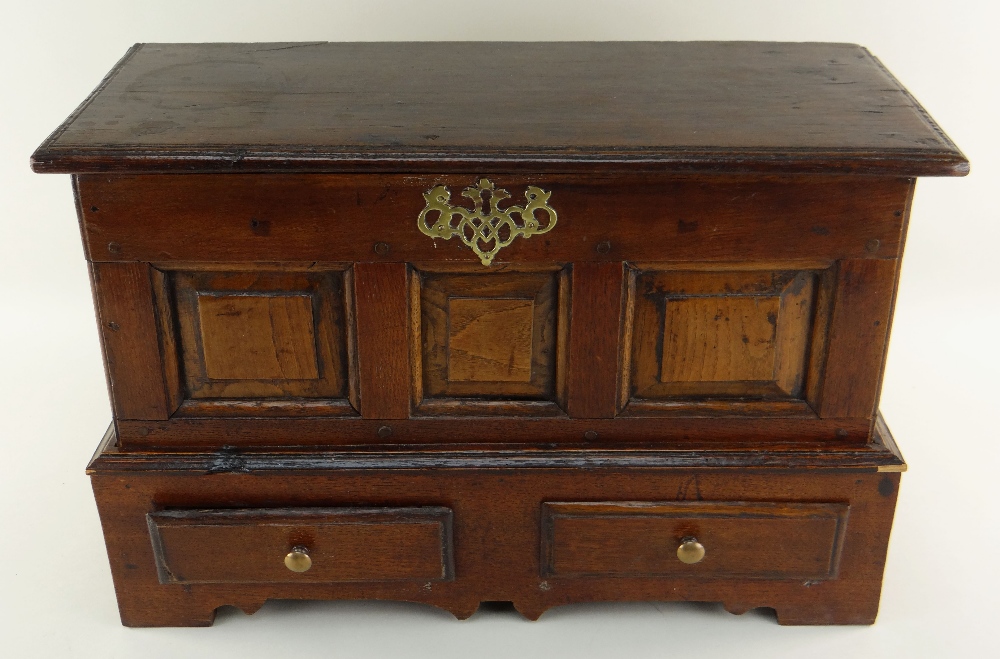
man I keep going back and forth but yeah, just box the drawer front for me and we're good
[147,507,453,584]
[541,501,849,579]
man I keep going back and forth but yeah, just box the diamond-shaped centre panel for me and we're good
[411,266,570,416]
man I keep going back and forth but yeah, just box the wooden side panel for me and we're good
[817,259,899,418]
[91,262,178,419]
[354,263,411,419]
[148,507,453,584]
[567,262,623,419]
[542,501,849,579]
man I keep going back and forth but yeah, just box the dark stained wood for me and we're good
[817,259,899,418]
[148,507,453,584]
[353,263,410,419]
[89,423,901,627]
[74,174,911,264]
[88,412,906,473]
[32,42,967,176]
[113,416,873,449]
[567,262,623,419]
[148,267,184,414]
[36,42,953,628]
[91,262,179,419]
[542,501,849,579]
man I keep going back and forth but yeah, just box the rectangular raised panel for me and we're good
[623,266,830,414]
[170,269,355,411]
[412,266,570,415]
[198,294,319,380]
[148,507,454,584]
[542,501,849,579]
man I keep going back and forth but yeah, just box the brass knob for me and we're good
[677,537,705,564]
[284,546,312,573]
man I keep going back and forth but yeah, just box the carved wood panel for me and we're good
[410,265,570,416]
[622,264,835,415]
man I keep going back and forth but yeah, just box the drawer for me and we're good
[147,507,453,584]
[541,501,849,580]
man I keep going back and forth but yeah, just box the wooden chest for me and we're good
[32,42,967,626]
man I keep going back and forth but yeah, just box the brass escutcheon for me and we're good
[417,178,557,266]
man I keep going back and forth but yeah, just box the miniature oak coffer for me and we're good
[32,41,967,626]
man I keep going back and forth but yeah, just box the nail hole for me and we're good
[108,321,120,332]
[90,206,99,213]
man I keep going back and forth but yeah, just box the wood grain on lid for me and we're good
[32,42,967,175]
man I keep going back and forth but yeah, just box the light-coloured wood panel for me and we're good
[624,267,829,414]
[412,267,569,414]
[447,298,534,383]
[199,294,319,381]
[173,269,352,404]
[661,296,780,383]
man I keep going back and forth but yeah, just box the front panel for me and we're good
[79,173,911,448]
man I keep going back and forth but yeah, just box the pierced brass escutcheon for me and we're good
[417,178,557,266]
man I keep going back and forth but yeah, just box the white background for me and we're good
[1,1,997,657]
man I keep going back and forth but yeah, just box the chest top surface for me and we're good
[32,41,966,176]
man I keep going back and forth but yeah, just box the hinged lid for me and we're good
[32,41,967,176]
